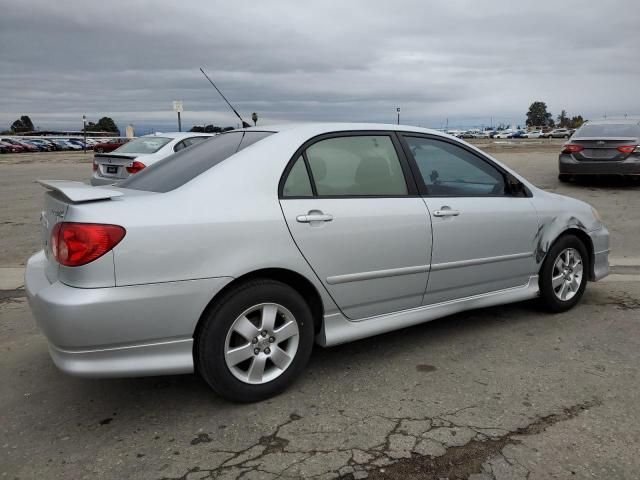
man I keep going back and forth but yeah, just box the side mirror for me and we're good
[506,175,526,197]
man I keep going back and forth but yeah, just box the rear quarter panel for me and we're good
[85,133,341,316]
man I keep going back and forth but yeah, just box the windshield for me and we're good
[118,131,274,192]
[115,136,172,154]
[575,123,640,138]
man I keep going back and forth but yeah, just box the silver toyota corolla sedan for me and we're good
[26,123,609,402]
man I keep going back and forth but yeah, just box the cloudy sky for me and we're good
[1,0,638,132]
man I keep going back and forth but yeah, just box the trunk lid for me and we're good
[570,136,638,161]
[94,153,140,180]
[37,180,125,283]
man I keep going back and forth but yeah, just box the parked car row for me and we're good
[93,138,130,153]
[0,137,129,153]
[491,128,576,139]
[450,128,575,140]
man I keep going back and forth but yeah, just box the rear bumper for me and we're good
[25,251,232,377]
[559,154,640,175]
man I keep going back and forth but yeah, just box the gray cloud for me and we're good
[1,0,638,131]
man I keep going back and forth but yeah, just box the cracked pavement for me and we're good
[2,280,639,479]
[2,147,640,479]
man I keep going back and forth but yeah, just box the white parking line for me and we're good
[601,274,640,283]
[609,257,640,267]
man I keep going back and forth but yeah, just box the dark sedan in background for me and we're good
[558,118,640,181]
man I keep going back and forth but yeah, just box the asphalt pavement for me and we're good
[1,143,639,479]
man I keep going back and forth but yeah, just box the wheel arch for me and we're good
[543,227,595,280]
[193,267,325,346]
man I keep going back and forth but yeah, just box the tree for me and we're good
[569,115,585,129]
[20,115,34,131]
[96,117,119,132]
[222,126,234,132]
[526,101,553,127]
[557,110,569,128]
[85,117,119,133]
[10,115,35,133]
[192,124,224,133]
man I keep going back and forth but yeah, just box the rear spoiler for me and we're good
[94,153,138,160]
[37,180,123,203]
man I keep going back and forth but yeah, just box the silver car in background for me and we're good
[559,118,640,181]
[26,123,609,402]
[91,132,213,185]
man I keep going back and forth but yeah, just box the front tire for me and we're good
[196,279,314,402]
[539,235,588,312]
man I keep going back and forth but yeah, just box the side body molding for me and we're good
[317,275,539,346]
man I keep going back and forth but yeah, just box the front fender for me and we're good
[530,191,609,281]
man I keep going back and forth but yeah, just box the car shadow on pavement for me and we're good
[569,175,640,189]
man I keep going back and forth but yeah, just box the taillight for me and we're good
[126,161,146,174]
[616,145,637,154]
[561,144,583,154]
[92,161,98,172]
[50,222,126,267]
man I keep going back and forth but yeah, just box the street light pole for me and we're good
[82,115,86,153]
[396,107,400,125]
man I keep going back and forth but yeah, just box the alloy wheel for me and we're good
[551,248,583,301]
[224,303,300,385]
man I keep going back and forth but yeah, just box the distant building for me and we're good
[125,125,135,138]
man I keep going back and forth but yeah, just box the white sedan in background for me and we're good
[494,131,514,139]
[524,130,544,138]
[91,132,213,185]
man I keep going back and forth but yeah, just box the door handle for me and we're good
[433,208,460,217]
[296,213,333,223]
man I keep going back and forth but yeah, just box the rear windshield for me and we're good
[118,131,274,192]
[575,123,640,138]
[116,136,172,154]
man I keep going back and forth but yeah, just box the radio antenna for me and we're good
[200,67,251,128]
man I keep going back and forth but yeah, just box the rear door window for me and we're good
[304,135,408,196]
[282,156,313,197]
[173,140,187,152]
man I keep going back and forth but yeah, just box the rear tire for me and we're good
[558,174,571,183]
[196,279,314,402]
[539,234,588,313]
